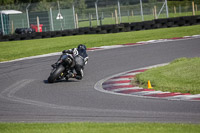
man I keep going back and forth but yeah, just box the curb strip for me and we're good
[95,64,200,101]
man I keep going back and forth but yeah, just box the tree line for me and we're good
[1,0,200,6]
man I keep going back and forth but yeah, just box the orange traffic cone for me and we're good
[148,80,152,89]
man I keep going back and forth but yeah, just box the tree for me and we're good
[0,0,14,5]
[76,0,86,13]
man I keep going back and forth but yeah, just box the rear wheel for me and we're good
[48,65,65,83]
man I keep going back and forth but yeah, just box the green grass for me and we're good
[0,122,200,133]
[135,57,200,94]
[1,24,200,62]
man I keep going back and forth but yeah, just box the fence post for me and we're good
[95,1,99,26]
[174,6,177,14]
[11,20,14,34]
[26,9,30,28]
[154,6,157,19]
[100,17,102,26]
[1,13,5,35]
[89,13,92,27]
[128,10,130,23]
[50,8,54,31]
[165,0,169,18]
[115,9,118,24]
[37,16,40,32]
[140,0,144,21]
[101,12,104,20]
[192,1,195,16]
[112,12,114,20]
[76,13,79,28]
[26,3,30,28]
[118,1,122,23]
[72,4,77,29]
[131,10,134,17]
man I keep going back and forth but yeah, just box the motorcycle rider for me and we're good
[52,44,88,80]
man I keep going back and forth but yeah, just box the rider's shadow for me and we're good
[43,79,78,84]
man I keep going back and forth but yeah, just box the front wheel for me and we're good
[48,65,65,83]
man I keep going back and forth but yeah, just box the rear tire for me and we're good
[48,65,65,83]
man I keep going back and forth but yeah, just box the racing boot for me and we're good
[75,68,83,80]
[51,63,57,68]
[66,71,75,79]
[75,75,82,80]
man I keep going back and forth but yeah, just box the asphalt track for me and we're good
[0,37,200,123]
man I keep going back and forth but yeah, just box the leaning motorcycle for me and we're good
[48,53,76,83]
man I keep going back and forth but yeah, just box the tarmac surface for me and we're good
[0,37,200,123]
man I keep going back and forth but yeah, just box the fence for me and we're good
[0,0,200,35]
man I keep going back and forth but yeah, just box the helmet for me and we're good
[77,44,86,53]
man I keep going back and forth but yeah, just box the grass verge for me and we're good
[0,122,200,133]
[0,24,200,62]
[135,57,200,94]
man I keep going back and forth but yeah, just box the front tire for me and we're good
[48,65,65,83]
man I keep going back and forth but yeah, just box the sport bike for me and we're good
[48,53,81,83]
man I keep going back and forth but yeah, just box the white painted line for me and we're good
[0,52,61,64]
[170,94,200,100]
[131,91,165,96]
[121,72,139,76]
[192,35,200,37]
[100,45,124,49]
[112,87,143,92]
[102,83,130,88]
[107,78,130,82]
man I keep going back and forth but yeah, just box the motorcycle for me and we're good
[48,53,76,83]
